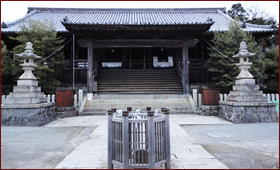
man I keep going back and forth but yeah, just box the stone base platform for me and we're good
[198,105,219,116]
[1,103,56,126]
[219,101,279,123]
[55,106,78,118]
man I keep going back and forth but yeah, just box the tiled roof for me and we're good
[1,7,275,33]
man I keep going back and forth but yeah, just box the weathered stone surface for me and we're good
[1,103,54,109]
[218,104,278,123]
[9,92,45,98]
[230,90,263,96]
[1,105,57,126]
[236,79,255,85]
[3,97,47,104]
[55,106,76,112]
[55,106,78,118]
[199,105,219,116]
[56,111,78,118]
[17,80,38,86]
[227,95,267,102]
[232,85,259,91]
[13,86,41,93]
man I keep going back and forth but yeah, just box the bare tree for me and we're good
[243,2,275,21]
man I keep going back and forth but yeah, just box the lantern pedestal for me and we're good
[218,42,278,123]
[1,42,56,126]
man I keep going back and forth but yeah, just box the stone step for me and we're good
[13,86,42,93]
[3,97,47,105]
[230,91,263,96]
[92,94,189,99]
[86,98,191,103]
[85,103,192,107]
[84,105,192,112]
[81,94,195,115]
[227,95,267,102]
[232,84,260,91]
[80,108,195,116]
[97,68,183,94]
[9,92,45,98]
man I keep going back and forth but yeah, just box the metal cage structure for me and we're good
[107,108,171,169]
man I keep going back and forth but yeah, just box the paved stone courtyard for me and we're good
[1,114,278,169]
[2,114,231,169]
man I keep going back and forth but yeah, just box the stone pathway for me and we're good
[45,114,232,169]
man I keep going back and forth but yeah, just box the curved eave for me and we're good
[61,20,214,25]
[4,10,37,27]
[203,28,276,35]
[61,22,214,33]
[1,30,69,34]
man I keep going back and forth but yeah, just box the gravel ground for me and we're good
[182,123,279,169]
[1,126,97,169]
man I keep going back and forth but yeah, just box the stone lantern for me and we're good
[16,42,40,80]
[218,41,278,123]
[232,41,255,85]
[1,42,56,126]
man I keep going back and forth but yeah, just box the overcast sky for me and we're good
[1,1,279,23]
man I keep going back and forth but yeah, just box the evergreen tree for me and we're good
[1,40,15,85]
[227,3,248,22]
[263,45,279,92]
[205,19,266,91]
[246,15,278,50]
[9,19,65,94]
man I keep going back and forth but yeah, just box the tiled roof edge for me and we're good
[217,9,274,31]
[1,30,69,33]
[5,10,37,27]
[27,7,225,13]
[245,22,274,29]
[217,9,234,21]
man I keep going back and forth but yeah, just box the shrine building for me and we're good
[1,7,275,95]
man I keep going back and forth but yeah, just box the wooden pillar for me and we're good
[182,39,189,94]
[200,37,205,83]
[148,48,153,69]
[122,48,126,69]
[87,41,93,93]
[143,48,146,69]
[182,39,199,95]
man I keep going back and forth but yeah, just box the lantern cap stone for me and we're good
[15,42,41,59]
[232,41,256,58]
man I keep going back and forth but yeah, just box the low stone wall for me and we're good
[219,102,279,123]
[198,105,219,116]
[1,105,56,126]
[55,106,78,118]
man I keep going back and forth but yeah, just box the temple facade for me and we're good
[1,7,275,95]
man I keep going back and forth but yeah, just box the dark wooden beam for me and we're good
[64,24,213,33]
[90,39,183,48]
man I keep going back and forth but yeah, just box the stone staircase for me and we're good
[79,95,196,115]
[96,69,183,94]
